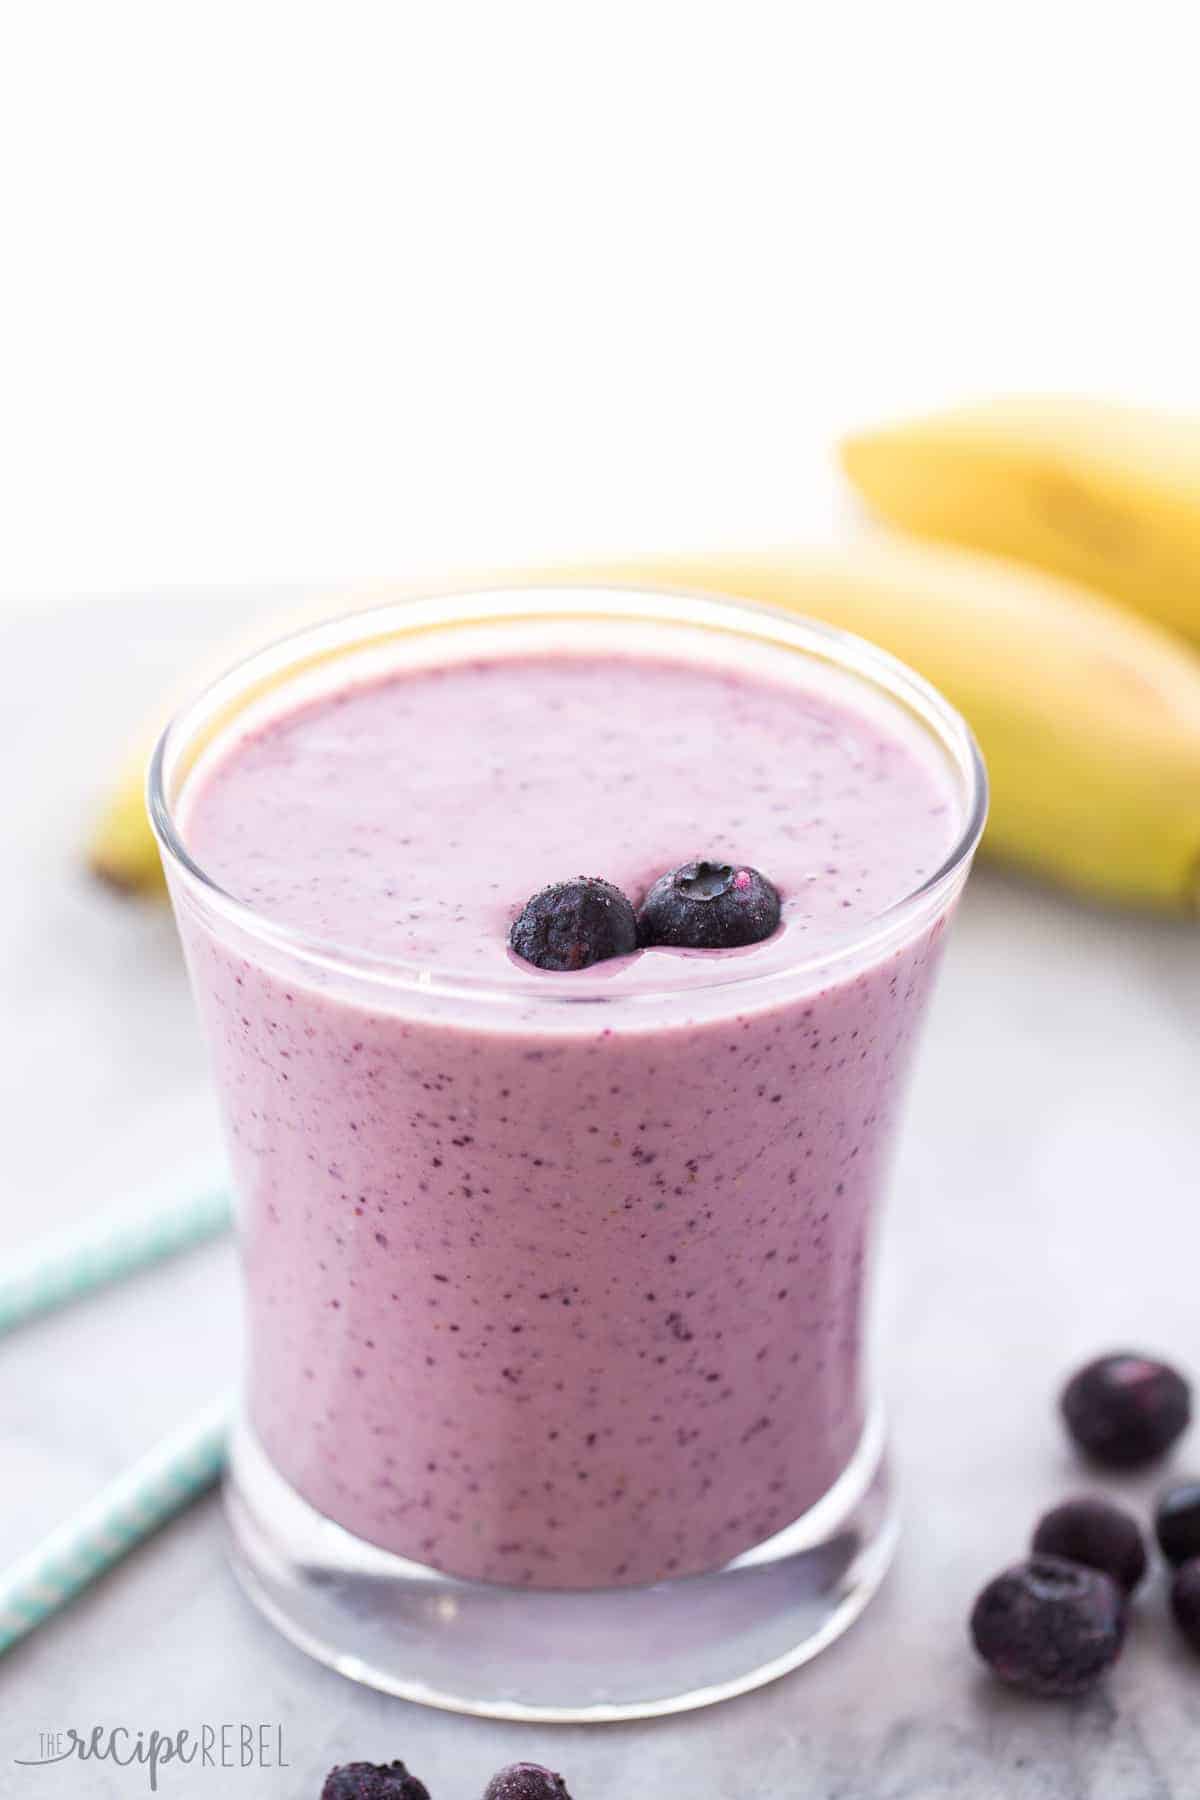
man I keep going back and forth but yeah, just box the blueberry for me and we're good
[637,860,780,950]
[1031,1496,1147,1593]
[1156,1482,1200,1566]
[1171,1559,1200,1653]
[1060,1351,1191,1468]
[482,1766,573,1800]
[321,1763,430,1800]
[969,1555,1126,1697]
[510,878,638,971]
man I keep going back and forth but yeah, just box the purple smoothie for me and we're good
[173,630,964,1589]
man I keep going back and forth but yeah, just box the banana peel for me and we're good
[841,396,1200,645]
[88,540,1200,913]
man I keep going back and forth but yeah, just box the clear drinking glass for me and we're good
[150,586,986,1721]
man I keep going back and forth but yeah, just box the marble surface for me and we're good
[2,589,1198,1799]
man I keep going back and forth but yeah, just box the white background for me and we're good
[2,1,1198,602]
[5,13,1200,1791]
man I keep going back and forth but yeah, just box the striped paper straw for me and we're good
[0,1396,231,1654]
[0,1186,232,1337]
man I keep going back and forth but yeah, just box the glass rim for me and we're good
[148,583,988,1008]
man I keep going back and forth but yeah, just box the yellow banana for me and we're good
[88,540,1200,912]
[841,396,1200,645]
[92,752,171,896]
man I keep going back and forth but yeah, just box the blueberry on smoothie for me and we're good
[1156,1482,1200,1566]
[482,1764,573,1800]
[637,859,780,949]
[1171,1559,1200,1652]
[1031,1496,1147,1594]
[1060,1352,1191,1468]
[969,1555,1126,1697]
[510,877,638,970]
[321,1763,430,1800]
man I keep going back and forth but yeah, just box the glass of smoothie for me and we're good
[150,585,985,1720]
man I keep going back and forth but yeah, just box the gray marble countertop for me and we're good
[2,590,1198,1799]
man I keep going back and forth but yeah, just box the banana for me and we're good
[91,751,171,895]
[88,540,1200,912]
[841,396,1200,645]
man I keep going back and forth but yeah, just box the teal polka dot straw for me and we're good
[0,1396,230,1654]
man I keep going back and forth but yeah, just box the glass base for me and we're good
[225,1411,896,1722]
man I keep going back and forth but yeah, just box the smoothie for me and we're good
[172,622,965,1591]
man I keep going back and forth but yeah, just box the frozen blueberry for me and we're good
[1171,1559,1200,1653]
[637,859,780,950]
[1060,1351,1191,1468]
[510,878,638,971]
[482,1766,573,1800]
[321,1763,430,1800]
[1156,1482,1200,1566]
[969,1555,1126,1697]
[1031,1496,1147,1594]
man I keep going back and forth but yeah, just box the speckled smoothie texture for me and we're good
[176,649,963,1588]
